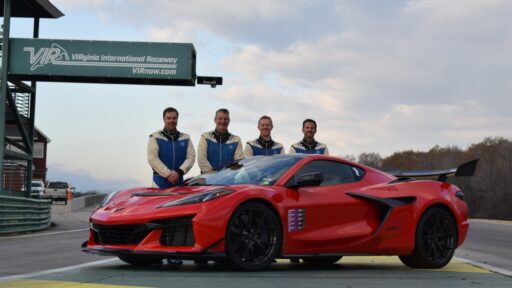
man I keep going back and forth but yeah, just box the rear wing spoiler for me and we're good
[391,159,479,182]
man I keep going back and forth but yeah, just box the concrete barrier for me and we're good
[68,194,106,212]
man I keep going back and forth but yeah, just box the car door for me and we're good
[283,160,379,254]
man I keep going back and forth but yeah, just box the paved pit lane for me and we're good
[1,256,511,288]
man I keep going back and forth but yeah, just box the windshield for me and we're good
[188,156,302,186]
[48,182,68,189]
[31,182,43,188]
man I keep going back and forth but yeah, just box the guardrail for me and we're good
[0,195,52,234]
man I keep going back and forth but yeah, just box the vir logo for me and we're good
[23,43,69,71]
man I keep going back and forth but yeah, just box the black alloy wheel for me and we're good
[118,255,163,266]
[225,202,282,271]
[399,207,457,268]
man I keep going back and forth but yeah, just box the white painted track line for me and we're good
[0,258,118,283]
[0,228,89,240]
[455,256,512,277]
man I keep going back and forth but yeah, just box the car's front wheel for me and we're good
[399,207,457,268]
[225,202,282,271]
[118,255,163,266]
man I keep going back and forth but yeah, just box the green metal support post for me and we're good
[0,0,11,195]
[25,17,40,197]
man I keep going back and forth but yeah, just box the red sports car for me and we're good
[82,154,478,271]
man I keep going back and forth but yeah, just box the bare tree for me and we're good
[379,137,512,220]
[358,152,383,169]
[342,154,356,162]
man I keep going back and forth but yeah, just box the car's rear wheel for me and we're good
[225,202,282,271]
[302,256,342,264]
[399,207,457,268]
[118,255,163,266]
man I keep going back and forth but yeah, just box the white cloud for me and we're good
[53,0,106,9]
[52,0,342,47]
[403,0,512,20]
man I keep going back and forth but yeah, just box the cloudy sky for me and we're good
[8,0,512,191]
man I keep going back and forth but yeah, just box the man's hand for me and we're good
[167,171,180,183]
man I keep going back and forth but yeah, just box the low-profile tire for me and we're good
[302,256,342,264]
[118,255,163,266]
[225,202,282,271]
[399,207,457,269]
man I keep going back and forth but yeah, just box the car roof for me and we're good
[245,153,364,165]
[48,181,68,184]
[262,153,356,163]
[247,154,327,161]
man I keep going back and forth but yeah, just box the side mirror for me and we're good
[287,172,324,188]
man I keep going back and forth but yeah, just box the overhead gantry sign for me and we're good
[8,38,222,86]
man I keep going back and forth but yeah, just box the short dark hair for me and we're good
[215,108,230,116]
[302,118,317,129]
[258,115,273,126]
[163,107,179,118]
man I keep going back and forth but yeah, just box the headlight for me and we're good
[90,221,99,231]
[158,188,235,208]
[99,190,120,208]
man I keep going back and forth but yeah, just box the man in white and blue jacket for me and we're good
[197,108,244,173]
[245,115,284,156]
[148,107,195,188]
[289,118,329,155]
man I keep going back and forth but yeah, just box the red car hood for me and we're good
[91,186,229,224]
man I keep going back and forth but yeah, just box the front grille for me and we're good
[92,224,151,245]
[159,217,195,246]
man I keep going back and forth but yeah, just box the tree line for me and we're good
[348,137,512,220]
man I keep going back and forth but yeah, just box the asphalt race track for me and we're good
[0,205,511,288]
[455,219,512,273]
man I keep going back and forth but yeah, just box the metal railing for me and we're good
[8,85,31,119]
[1,161,27,194]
